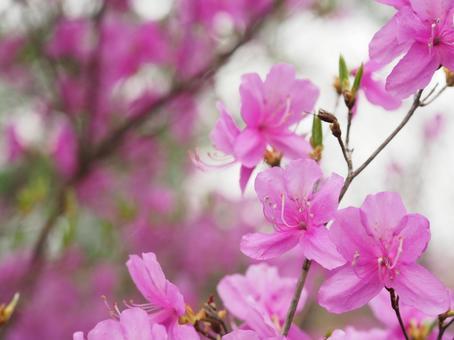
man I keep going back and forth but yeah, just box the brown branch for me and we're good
[387,288,410,340]
[282,259,311,336]
[20,0,286,302]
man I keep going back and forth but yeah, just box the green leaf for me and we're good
[351,63,364,96]
[338,55,350,90]
[311,115,323,148]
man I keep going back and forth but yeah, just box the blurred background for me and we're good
[0,0,452,338]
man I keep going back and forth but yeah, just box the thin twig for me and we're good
[387,288,410,340]
[282,259,311,336]
[438,314,454,340]
[421,85,448,107]
[338,90,423,199]
[345,109,353,149]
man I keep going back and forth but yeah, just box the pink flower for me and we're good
[352,61,401,111]
[221,303,309,340]
[217,264,307,324]
[73,308,157,340]
[370,0,454,98]
[319,192,450,314]
[240,159,345,269]
[327,327,388,340]
[126,253,185,328]
[210,64,319,192]
[52,122,78,178]
[5,124,24,162]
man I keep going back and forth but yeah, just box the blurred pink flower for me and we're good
[210,64,319,192]
[423,113,445,142]
[52,122,78,178]
[217,263,307,324]
[241,159,345,269]
[370,0,454,98]
[319,192,450,314]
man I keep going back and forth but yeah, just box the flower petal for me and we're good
[318,265,382,313]
[239,165,254,194]
[385,43,440,98]
[210,102,240,155]
[309,173,343,226]
[284,159,323,201]
[396,213,430,264]
[240,231,300,260]
[222,330,261,340]
[392,263,450,315]
[300,226,346,270]
[240,73,264,127]
[120,308,153,340]
[234,128,266,168]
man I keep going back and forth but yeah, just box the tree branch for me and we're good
[387,288,410,340]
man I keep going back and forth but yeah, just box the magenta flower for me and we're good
[319,192,450,314]
[126,253,186,328]
[352,61,401,112]
[73,308,161,340]
[370,0,454,98]
[210,64,319,192]
[217,264,307,324]
[240,159,345,269]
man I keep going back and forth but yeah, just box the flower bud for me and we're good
[317,109,337,124]
[444,67,454,87]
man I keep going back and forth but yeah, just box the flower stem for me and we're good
[387,288,409,340]
[282,258,312,336]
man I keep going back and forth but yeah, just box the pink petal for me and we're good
[360,192,408,242]
[410,0,452,21]
[169,324,200,340]
[126,253,185,316]
[289,79,320,116]
[151,324,168,339]
[217,274,252,321]
[330,207,379,265]
[362,77,402,110]
[284,159,322,201]
[234,128,266,168]
[255,166,288,225]
[73,332,85,340]
[396,213,430,264]
[240,73,265,127]
[392,263,450,315]
[318,265,382,313]
[309,173,344,226]
[239,165,255,194]
[240,231,300,260]
[268,133,312,159]
[386,43,440,98]
[369,12,411,64]
[209,102,240,155]
[376,0,410,8]
[300,226,346,270]
[120,308,153,339]
[223,330,261,340]
[87,319,123,340]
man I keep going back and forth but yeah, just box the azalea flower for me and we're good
[210,64,319,192]
[240,159,345,269]
[370,0,454,98]
[319,192,450,314]
[217,263,307,324]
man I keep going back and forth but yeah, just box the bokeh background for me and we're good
[0,0,452,338]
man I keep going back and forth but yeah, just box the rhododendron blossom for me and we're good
[210,64,319,192]
[370,0,454,98]
[241,159,345,269]
[217,264,307,325]
[319,192,450,314]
